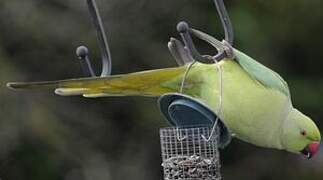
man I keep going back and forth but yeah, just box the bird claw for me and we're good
[168,0,235,64]
[168,37,194,66]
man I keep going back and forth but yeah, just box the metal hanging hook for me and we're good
[177,22,215,64]
[173,0,234,64]
[76,0,112,77]
[176,128,187,141]
[202,117,219,142]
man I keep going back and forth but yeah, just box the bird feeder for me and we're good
[160,127,221,180]
[157,0,235,179]
[159,94,231,180]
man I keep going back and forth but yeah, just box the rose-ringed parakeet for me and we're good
[7,46,321,158]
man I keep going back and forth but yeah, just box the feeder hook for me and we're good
[76,0,112,77]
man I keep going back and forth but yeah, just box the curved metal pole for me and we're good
[213,0,234,45]
[76,0,112,77]
[87,0,112,77]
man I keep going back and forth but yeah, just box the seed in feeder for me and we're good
[162,155,220,180]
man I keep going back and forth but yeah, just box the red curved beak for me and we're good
[301,142,320,159]
[308,142,320,158]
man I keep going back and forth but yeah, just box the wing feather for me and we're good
[234,49,290,97]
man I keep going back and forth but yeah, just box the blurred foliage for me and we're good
[0,0,323,179]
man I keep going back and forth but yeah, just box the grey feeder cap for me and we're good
[158,93,232,149]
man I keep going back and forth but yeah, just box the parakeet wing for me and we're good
[234,49,290,97]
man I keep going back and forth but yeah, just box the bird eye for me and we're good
[301,131,307,136]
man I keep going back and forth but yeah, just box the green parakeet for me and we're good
[7,49,321,158]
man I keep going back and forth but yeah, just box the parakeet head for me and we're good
[281,108,321,159]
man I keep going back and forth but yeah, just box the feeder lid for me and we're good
[158,93,232,148]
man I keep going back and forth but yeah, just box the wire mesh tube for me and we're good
[160,126,221,180]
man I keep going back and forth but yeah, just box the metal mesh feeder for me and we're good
[158,93,231,180]
[160,126,221,180]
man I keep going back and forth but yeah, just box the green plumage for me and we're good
[6,49,320,155]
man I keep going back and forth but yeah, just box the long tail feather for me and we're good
[7,80,60,90]
[7,67,185,97]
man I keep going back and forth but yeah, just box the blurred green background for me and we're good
[0,0,323,179]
